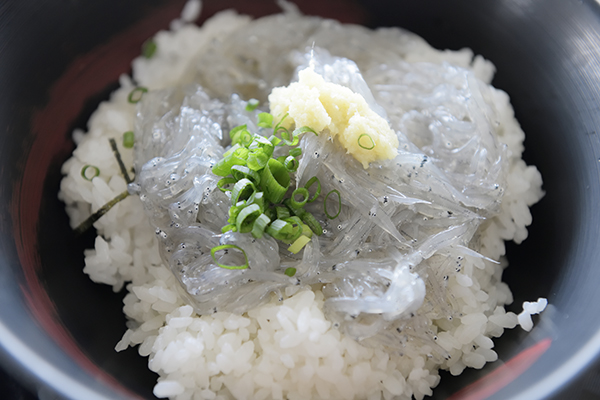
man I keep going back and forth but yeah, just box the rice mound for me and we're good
[59,4,544,400]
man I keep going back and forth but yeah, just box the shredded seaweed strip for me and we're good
[74,139,136,236]
[74,190,130,236]
[109,138,133,184]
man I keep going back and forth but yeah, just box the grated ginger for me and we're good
[268,67,399,168]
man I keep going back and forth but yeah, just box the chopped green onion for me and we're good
[217,177,237,192]
[228,201,246,224]
[284,267,298,276]
[293,126,318,137]
[245,98,260,112]
[221,224,236,233]
[276,206,291,219]
[231,165,261,185]
[324,189,342,219]
[229,125,247,139]
[274,113,289,131]
[285,198,323,236]
[268,135,282,146]
[288,235,312,254]
[128,87,148,104]
[122,131,135,149]
[304,176,321,203]
[236,204,261,233]
[141,38,157,59]
[251,213,270,239]
[223,143,241,158]
[231,179,256,204]
[266,217,303,244]
[212,150,249,176]
[280,128,299,146]
[247,191,266,212]
[257,112,274,128]
[265,207,277,221]
[211,244,249,270]
[230,125,252,146]
[260,159,290,204]
[300,211,323,236]
[81,165,100,181]
[357,133,375,150]
[248,135,275,157]
[247,150,270,171]
[289,147,302,158]
[240,131,253,146]
[291,187,309,208]
[301,223,313,238]
[283,156,299,172]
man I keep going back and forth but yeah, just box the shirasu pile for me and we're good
[131,12,517,357]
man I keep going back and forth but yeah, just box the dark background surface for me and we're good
[2,0,600,399]
[3,359,600,400]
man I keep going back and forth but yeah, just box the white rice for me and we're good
[58,3,545,400]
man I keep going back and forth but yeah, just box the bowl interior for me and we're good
[2,0,600,399]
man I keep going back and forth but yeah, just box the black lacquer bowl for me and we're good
[1,0,599,399]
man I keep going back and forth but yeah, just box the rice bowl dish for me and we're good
[58,2,546,399]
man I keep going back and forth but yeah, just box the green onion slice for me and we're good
[212,150,249,177]
[236,204,261,233]
[231,179,256,205]
[248,135,275,156]
[245,98,259,112]
[284,267,298,276]
[301,223,313,238]
[289,147,302,158]
[230,125,252,146]
[280,128,299,146]
[265,207,277,222]
[276,206,290,220]
[247,191,266,212]
[247,150,270,171]
[128,87,148,104]
[266,217,303,244]
[324,189,342,219]
[291,187,309,208]
[260,159,290,204]
[211,244,249,270]
[251,213,271,239]
[300,211,323,236]
[141,38,157,59]
[268,135,282,147]
[357,133,376,150]
[122,131,135,148]
[293,126,318,137]
[231,165,261,185]
[288,235,312,254]
[257,112,274,128]
[217,177,237,192]
[228,201,246,224]
[304,176,321,203]
[221,224,236,233]
[81,165,100,181]
[283,156,299,172]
